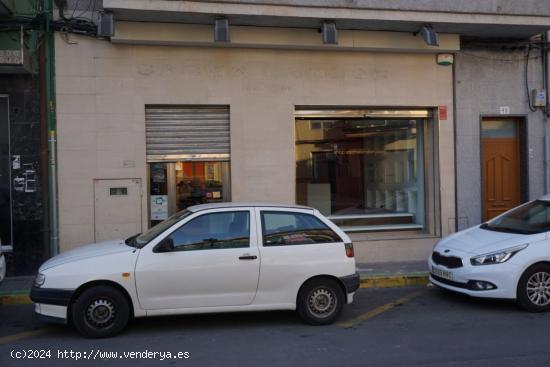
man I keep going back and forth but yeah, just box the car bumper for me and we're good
[0,254,5,284]
[340,273,360,304]
[428,255,519,299]
[34,303,67,324]
[30,286,74,306]
[30,287,73,324]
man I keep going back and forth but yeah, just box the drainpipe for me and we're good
[544,32,550,195]
[45,0,58,256]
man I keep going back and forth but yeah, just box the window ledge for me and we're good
[341,224,424,232]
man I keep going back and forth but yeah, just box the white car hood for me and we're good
[40,239,135,271]
[437,226,545,254]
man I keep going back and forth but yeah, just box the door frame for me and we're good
[146,161,231,227]
[0,95,13,252]
[479,115,529,222]
[93,178,143,242]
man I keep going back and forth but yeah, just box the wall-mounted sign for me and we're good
[150,195,168,220]
[499,106,510,115]
[438,105,447,120]
[151,163,166,183]
[12,155,20,170]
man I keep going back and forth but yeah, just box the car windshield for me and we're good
[481,200,550,235]
[129,210,192,248]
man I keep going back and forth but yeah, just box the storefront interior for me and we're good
[295,108,439,234]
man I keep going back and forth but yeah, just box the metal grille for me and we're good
[431,251,463,269]
[145,105,230,162]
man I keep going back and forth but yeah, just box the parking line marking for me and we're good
[0,328,52,345]
[338,289,425,328]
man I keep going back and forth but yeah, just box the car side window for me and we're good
[167,211,250,251]
[261,211,342,246]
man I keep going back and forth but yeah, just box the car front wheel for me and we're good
[517,264,550,312]
[297,278,344,325]
[71,285,130,338]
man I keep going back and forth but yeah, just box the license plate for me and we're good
[432,266,453,281]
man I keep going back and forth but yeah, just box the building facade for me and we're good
[0,0,48,275]
[32,1,550,266]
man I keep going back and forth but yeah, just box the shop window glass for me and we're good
[296,117,426,232]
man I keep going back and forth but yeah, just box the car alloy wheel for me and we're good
[526,272,550,307]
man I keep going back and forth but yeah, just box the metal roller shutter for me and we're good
[145,105,230,162]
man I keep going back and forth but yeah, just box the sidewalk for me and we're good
[0,261,429,305]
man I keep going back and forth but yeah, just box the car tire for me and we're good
[517,264,550,312]
[71,285,130,338]
[297,278,344,325]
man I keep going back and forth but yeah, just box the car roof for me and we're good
[187,202,314,213]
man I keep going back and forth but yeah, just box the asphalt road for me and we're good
[1,285,550,367]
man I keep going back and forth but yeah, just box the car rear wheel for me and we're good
[71,285,130,338]
[297,278,344,325]
[517,264,550,312]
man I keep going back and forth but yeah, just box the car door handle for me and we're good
[239,255,257,260]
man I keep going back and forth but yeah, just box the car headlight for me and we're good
[470,244,528,266]
[34,273,46,287]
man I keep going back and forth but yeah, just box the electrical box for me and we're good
[532,89,547,107]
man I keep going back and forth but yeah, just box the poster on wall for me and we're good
[151,163,166,183]
[150,195,168,220]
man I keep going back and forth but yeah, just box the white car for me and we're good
[429,196,550,312]
[0,246,5,284]
[31,203,359,338]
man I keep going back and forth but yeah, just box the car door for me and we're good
[135,208,260,310]
[253,207,349,304]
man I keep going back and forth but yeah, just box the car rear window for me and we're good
[261,211,342,246]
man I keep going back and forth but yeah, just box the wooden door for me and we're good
[481,119,522,221]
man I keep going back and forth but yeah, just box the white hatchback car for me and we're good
[31,203,359,337]
[429,196,550,312]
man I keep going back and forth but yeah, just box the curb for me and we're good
[0,293,31,306]
[0,274,430,305]
[360,274,429,289]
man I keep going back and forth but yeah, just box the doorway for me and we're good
[481,118,526,221]
[148,161,230,226]
[0,96,12,249]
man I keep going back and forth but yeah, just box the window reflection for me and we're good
[295,118,425,231]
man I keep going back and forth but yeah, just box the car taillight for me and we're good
[344,242,354,258]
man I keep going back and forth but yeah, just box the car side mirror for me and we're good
[154,238,175,253]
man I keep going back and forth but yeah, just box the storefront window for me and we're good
[149,161,230,226]
[296,115,426,232]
